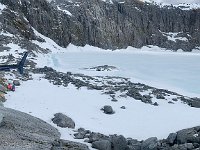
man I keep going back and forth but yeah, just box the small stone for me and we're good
[168,101,174,104]
[153,102,159,106]
[111,98,118,102]
[172,98,178,101]
[120,106,126,109]
[156,94,165,99]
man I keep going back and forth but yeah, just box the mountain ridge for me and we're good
[0,0,199,51]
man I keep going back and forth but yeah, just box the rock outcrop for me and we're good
[0,106,60,149]
[0,0,199,51]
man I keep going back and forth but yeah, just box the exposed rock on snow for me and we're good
[52,113,75,128]
[85,65,118,71]
[13,80,20,86]
[32,66,200,108]
[102,105,115,114]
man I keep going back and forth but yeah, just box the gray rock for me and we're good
[0,106,60,149]
[90,65,117,71]
[127,139,141,150]
[102,105,114,114]
[172,98,178,101]
[156,94,165,99]
[168,101,174,104]
[52,113,75,128]
[88,132,109,143]
[92,139,112,150]
[0,113,4,125]
[51,139,89,150]
[185,143,194,150]
[167,133,177,145]
[188,98,200,108]
[176,127,200,144]
[153,102,159,106]
[74,132,85,139]
[13,80,20,86]
[120,106,126,109]
[141,137,158,150]
[111,135,128,150]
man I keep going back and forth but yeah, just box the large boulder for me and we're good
[52,113,75,128]
[0,106,60,149]
[92,139,112,150]
[176,127,200,144]
[111,135,128,150]
[141,137,158,150]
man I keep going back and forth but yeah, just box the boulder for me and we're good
[88,132,108,143]
[111,135,128,150]
[127,139,141,150]
[13,80,20,86]
[0,106,60,149]
[188,98,200,108]
[141,137,158,150]
[167,133,177,145]
[102,105,114,114]
[176,127,200,144]
[52,113,75,128]
[92,139,112,150]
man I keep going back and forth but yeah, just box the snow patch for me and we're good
[173,3,200,10]
[162,32,188,42]
[0,31,14,37]
[0,3,6,14]
[57,6,72,16]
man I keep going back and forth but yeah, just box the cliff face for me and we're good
[0,0,200,51]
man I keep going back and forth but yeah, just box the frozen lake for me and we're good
[52,50,200,97]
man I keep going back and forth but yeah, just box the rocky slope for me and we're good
[0,0,199,51]
[0,106,90,150]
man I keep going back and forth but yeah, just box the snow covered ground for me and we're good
[2,26,200,145]
[3,42,200,144]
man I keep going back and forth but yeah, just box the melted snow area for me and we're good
[3,28,200,143]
